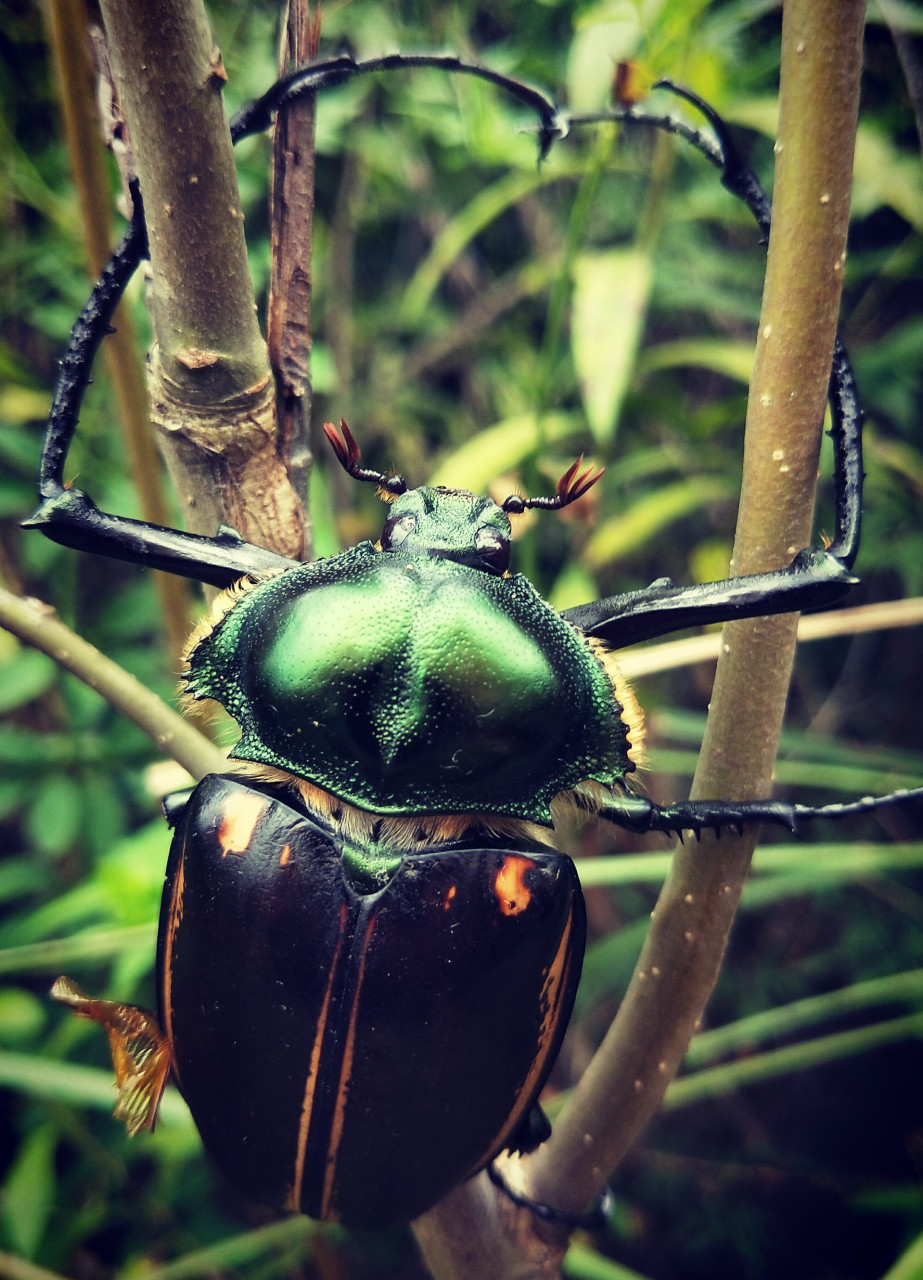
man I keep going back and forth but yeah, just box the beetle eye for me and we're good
[381,512,417,550]
[475,526,510,574]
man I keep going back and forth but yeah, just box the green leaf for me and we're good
[548,559,599,613]
[565,1239,654,1280]
[0,384,50,425]
[571,248,653,446]
[0,647,57,714]
[0,1052,193,1129]
[585,475,732,567]
[400,166,564,323]
[0,1124,56,1258]
[24,772,84,857]
[0,986,47,1044]
[867,0,923,34]
[853,125,923,231]
[428,411,584,493]
[639,337,754,384]
[568,8,644,113]
[878,1229,923,1280]
[685,970,923,1067]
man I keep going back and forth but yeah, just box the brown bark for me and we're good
[97,0,305,559]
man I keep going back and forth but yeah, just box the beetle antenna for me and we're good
[502,455,604,514]
[323,420,407,497]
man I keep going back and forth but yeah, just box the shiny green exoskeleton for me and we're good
[185,470,630,824]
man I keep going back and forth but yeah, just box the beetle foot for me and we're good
[51,976,172,1136]
[505,1104,552,1155]
[487,1161,613,1231]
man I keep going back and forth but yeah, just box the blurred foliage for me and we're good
[1,2,922,1278]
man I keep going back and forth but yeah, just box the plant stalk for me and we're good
[45,0,192,658]
[268,0,319,543]
[97,0,304,559]
[0,588,226,780]
[507,0,865,1237]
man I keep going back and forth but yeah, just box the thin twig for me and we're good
[267,0,320,544]
[45,0,192,660]
[0,587,226,780]
[617,596,923,680]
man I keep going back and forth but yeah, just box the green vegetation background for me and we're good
[1,2,922,1278]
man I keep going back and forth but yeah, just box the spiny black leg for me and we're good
[561,551,856,649]
[505,1106,551,1156]
[230,52,562,158]
[26,53,566,582]
[22,143,305,583]
[647,82,862,569]
[826,338,862,568]
[589,788,923,839]
[36,188,147,503]
[23,187,298,585]
[651,80,772,239]
[561,85,864,646]
[487,1162,614,1231]
[23,495,300,587]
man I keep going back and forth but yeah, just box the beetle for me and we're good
[26,54,923,1230]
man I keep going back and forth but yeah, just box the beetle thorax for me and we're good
[183,542,634,825]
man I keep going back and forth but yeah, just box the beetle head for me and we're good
[324,419,603,577]
[380,486,513,574]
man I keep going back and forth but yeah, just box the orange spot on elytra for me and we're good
[494,855,534,916]
[443,885,457,911]
[278,844,292,867]
[218,793,267,856]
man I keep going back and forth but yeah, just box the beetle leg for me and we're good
[561,83,863,646]
[562,545,857,649]
[33,194,147,506]
[51,977,172,1136]
[589,788,923,838]
[487,1160,614,1231]
[229,52,562,160]
[24,485,299,587]
[503,1104,552,1156]
[22,185,300,586]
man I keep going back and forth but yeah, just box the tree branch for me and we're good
[45,0,192,659]
[268,0,320,541]
[0,588,226,781]
[97,0,305,559]
[524,0,867,1225]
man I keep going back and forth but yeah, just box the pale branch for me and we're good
[0,587,226,782]
[97,0,305,560]
[514,0,868,1233]
[268,0,320,537]
[45,0,192,659]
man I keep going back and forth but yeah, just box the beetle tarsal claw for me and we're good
[51,976,172,1136]
[487,1161,614,1231]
